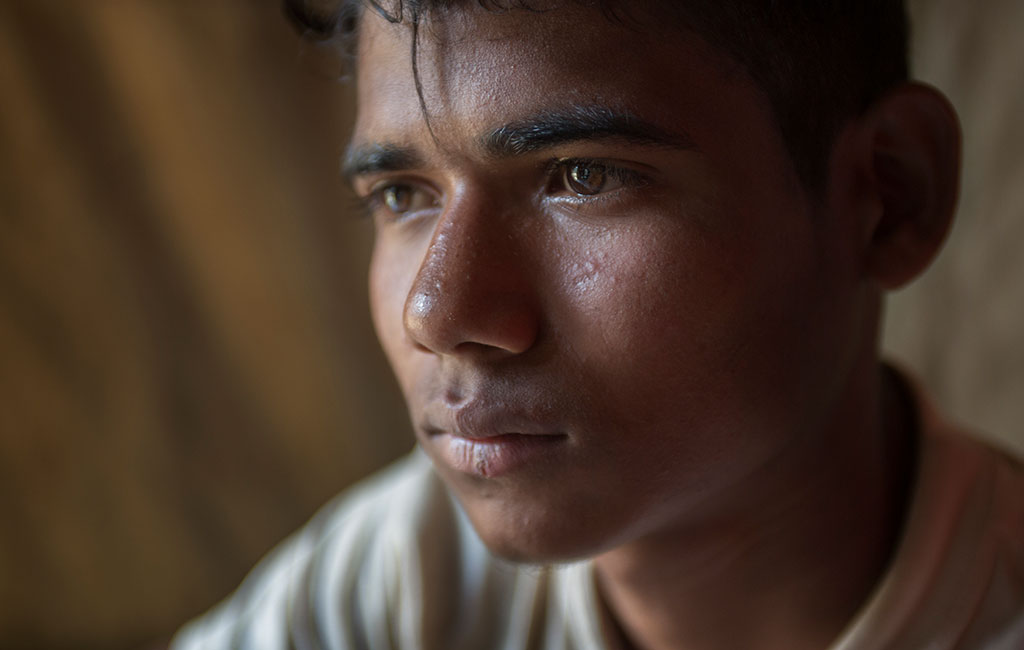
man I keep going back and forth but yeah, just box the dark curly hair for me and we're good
[283,0,909,192]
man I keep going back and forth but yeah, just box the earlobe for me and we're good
[853,83,962,289]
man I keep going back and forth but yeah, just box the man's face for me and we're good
[350,4,869,561]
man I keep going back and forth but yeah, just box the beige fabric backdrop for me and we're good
[0,1,1020,648]
[885,0,1024,456]
[0,3,411,648]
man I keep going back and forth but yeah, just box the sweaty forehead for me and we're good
[352,4,745,153]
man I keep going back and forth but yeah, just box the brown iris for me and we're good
[382,185,413,213]
[565,162,608,195]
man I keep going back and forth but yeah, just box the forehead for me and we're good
[351,4,766,156]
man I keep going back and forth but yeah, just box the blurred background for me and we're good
[0,1,1021,648]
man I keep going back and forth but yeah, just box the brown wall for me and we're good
[0,1,1021,648]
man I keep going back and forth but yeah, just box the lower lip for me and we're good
[432,433,566,478]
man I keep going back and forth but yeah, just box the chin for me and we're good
[477,528,596,565]
[458,493,622,564]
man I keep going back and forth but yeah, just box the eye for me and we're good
[370,183,439,218]
[567,161,611,195]
[565,161,615,196]
[552,159,645,199]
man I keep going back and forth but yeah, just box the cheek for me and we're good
[553,212,821,433]
[368,238,417,379]
[555,221,743,366]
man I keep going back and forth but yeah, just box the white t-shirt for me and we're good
[172,398,1024,649]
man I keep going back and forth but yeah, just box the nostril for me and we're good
[403,274,540,356]
[400,211,539,356]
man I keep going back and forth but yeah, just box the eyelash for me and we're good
[356,181,438,222]
[357,157,649,221]
[545,157,649,201]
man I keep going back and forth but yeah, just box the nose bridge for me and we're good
[403,193,539,356]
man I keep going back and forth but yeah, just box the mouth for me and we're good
[420,399,569,478]
[426,431,568,478]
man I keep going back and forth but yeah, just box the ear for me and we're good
[832,83,961,290]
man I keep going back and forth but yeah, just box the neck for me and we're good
[593,363,917,650]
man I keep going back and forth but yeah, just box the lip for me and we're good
[431,432,567,478]
[421,398,568,477]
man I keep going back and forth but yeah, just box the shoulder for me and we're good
[910,422,1024,648]
[170,451,602,650]
[834,385,1024,650]
[170,451,456,649]
[918,406,1024,578]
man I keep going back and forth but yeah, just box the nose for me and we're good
[403,196,540,357]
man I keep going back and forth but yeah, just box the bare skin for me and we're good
[347,4,959,649]
[593,366,918,649]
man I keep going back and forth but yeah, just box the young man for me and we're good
[173,1,1024,648]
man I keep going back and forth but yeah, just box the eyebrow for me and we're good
[483,105,696,157]
[343,105,696,181]
[342,143,425,182]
